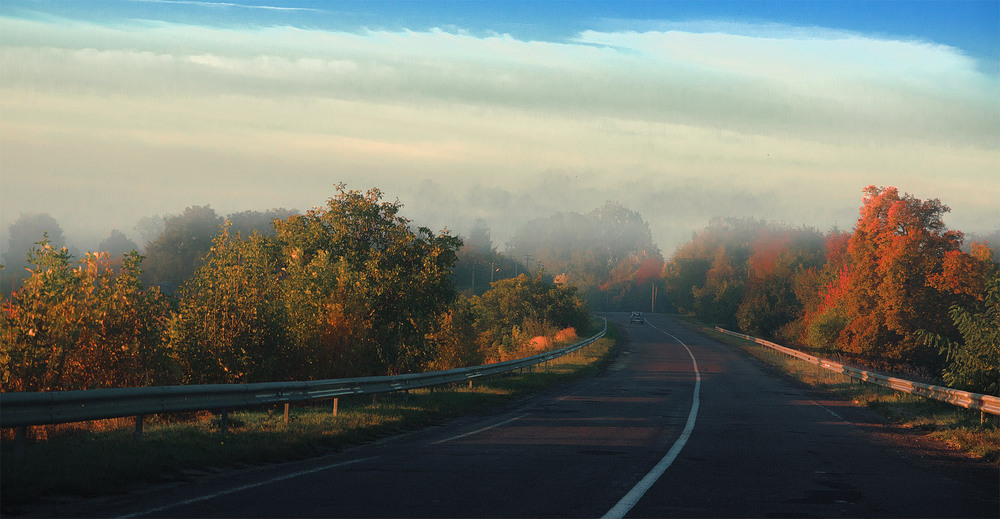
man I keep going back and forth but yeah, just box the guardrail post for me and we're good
[134,414,144,441]
[14,425,27,462]
[219,409,228,435]
[333,397,339,417]
[283,403,290,424]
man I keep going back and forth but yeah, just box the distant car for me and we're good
[630,312,644,324]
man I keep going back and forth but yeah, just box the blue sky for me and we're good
[1,0,998,255]
[7,0,998,64]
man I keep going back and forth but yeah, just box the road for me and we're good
[31,313,999,518]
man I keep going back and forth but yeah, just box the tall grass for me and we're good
[0,330,616,508]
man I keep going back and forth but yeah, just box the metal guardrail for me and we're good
[715,327,1000,416]
[0,319,607,428]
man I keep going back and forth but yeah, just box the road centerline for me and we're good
[115,456,378,519]
[429,413,528,445]
[602,322,702,519]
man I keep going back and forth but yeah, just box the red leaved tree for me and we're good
[816,186,991,372]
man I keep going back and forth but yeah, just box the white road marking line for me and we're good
[819,404,844,420]
[430,414,527,445]
[115,457,377,519]
[602,322,701,519]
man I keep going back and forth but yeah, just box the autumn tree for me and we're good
[601,250,665,311]
[816,186,982,371]
[661,218,758,327]
[797,230,852,352]
[736,228,825,339]
[1,238,171,391]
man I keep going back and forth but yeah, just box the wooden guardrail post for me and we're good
[219,409,228,435]
[134,414,144,441]
[333,397,339,417]
[283,403,290,424]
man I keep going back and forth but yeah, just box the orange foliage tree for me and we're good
[811,186,993,371]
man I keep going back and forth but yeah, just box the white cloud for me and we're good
[1,15,997,254]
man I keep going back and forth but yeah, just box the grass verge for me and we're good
[693,322,1000,464]
[0,327,617,509]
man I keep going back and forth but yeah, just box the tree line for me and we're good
[3,183,995,395]
[1,186,589,392]
[660,186,998,395]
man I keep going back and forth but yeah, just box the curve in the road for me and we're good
[602,322,701,519]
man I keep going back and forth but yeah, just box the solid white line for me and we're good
[430,413,527,445]
[602,322,702,519]
[116,456,377,519]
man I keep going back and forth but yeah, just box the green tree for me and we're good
[936,272,1000,394]
[169,225,287,384]
[227,208,298,238]
[275,185,462,377]
[471,273,589,361]
[919,264,999,394]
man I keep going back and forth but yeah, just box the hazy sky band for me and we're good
[1,1,998,254]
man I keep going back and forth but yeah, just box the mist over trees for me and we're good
[506,201,664,310]
[453,218,524,296]
[139,206,298,294]
[1,213,68,296]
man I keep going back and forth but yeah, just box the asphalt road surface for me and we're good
[27,313,999,518]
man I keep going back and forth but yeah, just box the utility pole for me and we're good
[651,284,657,313]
